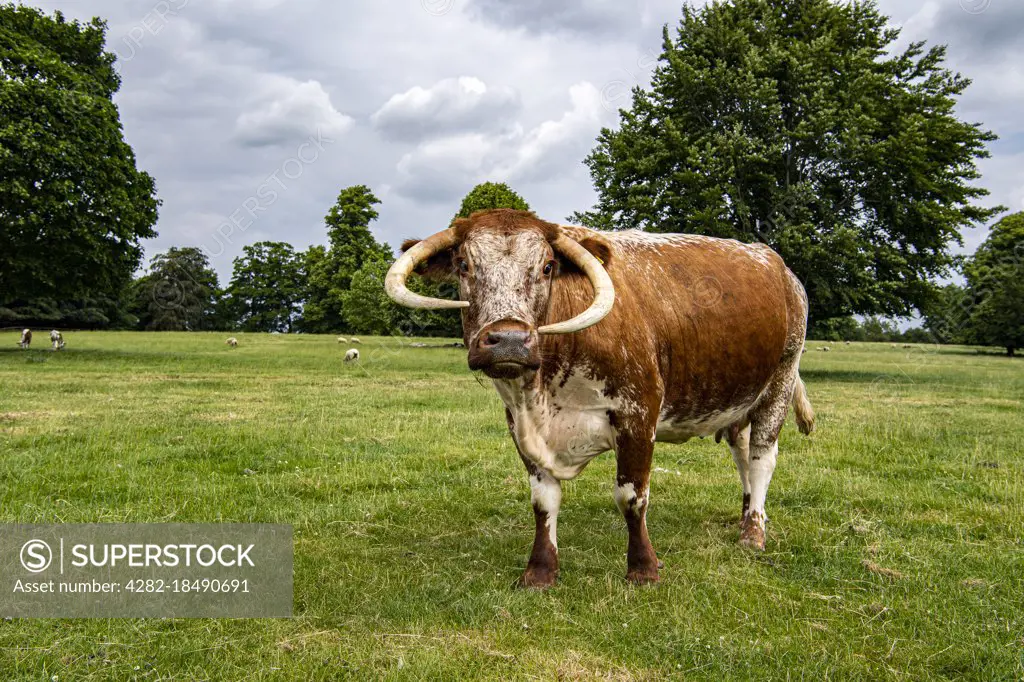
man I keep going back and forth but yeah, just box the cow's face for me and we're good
[401,210,611,380]
[457,226,555,379]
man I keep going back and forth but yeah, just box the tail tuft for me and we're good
[792,374,815,435]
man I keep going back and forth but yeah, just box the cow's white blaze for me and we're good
[461,231,550,342]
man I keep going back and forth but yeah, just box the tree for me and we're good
[226,242,304,333]
[921,283,971,345]
[453,182,530,221]
[340,260,404,336]
[574,0,1000,325]
[302,186,392,332]
[964,213,1024,356]
[0,4,159,303]
[131,248,221,331]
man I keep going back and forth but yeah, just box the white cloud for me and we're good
[371,76,520,142]
[394,82,608,202]
[235,78,353,147]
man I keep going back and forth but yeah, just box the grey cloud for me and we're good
[929,2,1024,60]
[372,76,521,142]
[466,0,678,39]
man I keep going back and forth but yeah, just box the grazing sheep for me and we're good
[819,346,831,352]
[337,336,348,343]
[226,337,238,348]
[902,344,912,349]
[18,329,31,349]
[350,337,361,344]
[844,341,851,345]
[50,330,65,351]
[344,348,359,362]
[891,344,897,348]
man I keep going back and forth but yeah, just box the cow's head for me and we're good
[387,209,614,379]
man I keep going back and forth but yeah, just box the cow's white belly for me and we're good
[655,404,751,444]
[494,369,618,481]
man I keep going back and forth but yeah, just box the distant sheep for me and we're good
[344,348,359,362]
[818,346,831,352]
[350,337,361,344]
[18,329,31,349]
[902,344,913,349]
[337,336,347,343]
[844,341,851,345]
[226,337,238,348]
[50,330,65,351]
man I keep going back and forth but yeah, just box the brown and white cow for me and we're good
[18,329,32,349]
[386,209,814,587]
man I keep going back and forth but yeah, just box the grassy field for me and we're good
[0,332,1021,680]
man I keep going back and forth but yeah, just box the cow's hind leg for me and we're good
[740,364,798,550]
[726,423,752,519]
[614,431,659,584]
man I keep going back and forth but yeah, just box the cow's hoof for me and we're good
[626,568,660,585]
[518,566,558,589]
[739,512,766,551]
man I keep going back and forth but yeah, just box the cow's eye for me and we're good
[543,261,555,276]
[458,260,470,274]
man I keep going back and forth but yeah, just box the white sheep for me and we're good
[350,337,361,344]
[344,348,360,362]
[819,346,831,352]
[337,336,348,343]
[226,337,239,348]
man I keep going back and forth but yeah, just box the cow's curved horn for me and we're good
[385,228,469,309]
[538,235,615,334]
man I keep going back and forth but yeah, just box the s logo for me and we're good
[20,539,52,573]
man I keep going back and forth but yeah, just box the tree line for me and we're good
[0,181,530,337]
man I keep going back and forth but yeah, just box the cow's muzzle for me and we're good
[468,320,540,379]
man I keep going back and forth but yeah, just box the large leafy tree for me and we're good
[0,4,159,303]
[574,0,999,324]
[963,213,1024,356]
[453,182,530,221]
[302,186,392,332]
[226,241,304,333]
[131,248,221,331]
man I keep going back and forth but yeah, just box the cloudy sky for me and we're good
[25,0,1024,282]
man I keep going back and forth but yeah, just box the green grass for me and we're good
[0,332,1022,680]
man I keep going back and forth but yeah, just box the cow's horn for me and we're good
[538,235,615,335]
[385,228,469,310]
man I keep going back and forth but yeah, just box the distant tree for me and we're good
[0,4,159,304]
[921,283,971,345]
[454,182,530,220]
[574,0,1000,325]
[303,186,392,332]
[226,242,304,333]
[341,260,404,336]
[964,213,1024,356]
[131,248,221,331]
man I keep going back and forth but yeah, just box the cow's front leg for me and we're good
[614,432,659,584]
[519,460,561,588]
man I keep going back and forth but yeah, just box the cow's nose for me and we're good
[479,330,531,350]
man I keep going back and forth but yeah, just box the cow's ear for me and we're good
[401,239,456,281]
[556,236,612,277]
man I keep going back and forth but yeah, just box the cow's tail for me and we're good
[792,373,815,435]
